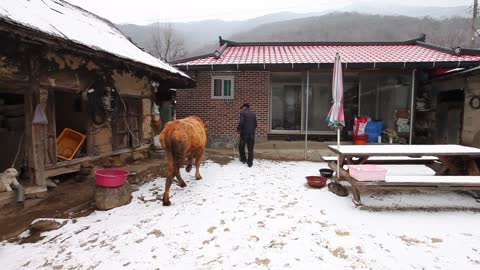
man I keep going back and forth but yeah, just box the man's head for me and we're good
[240,103,250,110]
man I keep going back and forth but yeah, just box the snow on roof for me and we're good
[0,0,189,80]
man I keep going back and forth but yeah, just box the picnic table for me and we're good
[327,144,480,206]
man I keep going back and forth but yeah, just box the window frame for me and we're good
[211,76,234,99]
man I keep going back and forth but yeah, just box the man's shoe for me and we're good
[240,159,246,164]
[247,162,253,167]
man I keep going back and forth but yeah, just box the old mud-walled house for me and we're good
[173,36,480,147]
[0,0,193,199]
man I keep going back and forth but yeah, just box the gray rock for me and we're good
[95,183,132,210]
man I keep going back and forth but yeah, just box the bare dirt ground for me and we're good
[209,140,336,162]
[0,158,166,241]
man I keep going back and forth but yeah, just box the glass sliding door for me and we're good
[271,73,303,132]
[359,72,412,131]
[271,72,359,135]
[305,72,333,133]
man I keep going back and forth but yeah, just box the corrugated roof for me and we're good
[174,38,480,69]
[0,0,190,80]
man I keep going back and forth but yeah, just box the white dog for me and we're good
[0,168,20,192]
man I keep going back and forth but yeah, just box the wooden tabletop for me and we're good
[328,144,480,156]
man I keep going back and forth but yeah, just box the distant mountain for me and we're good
[339,0,469,18]
[117,12,311,55]
[229,13,471,48]
[117,3,473,60]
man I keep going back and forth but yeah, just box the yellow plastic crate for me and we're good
[56,128,86,161]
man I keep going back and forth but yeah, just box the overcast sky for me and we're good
[67,0,471,25]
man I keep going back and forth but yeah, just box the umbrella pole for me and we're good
[336,127,340,180]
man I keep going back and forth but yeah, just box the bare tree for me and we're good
[148,22,185,62]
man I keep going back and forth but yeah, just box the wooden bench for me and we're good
[332,166,480,206]
[322,156,438,165]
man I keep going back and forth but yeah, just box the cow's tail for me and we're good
[164,136,186,169]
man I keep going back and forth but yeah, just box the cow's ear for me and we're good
[203,120,208,130]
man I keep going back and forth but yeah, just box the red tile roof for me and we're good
[174,37,480,69]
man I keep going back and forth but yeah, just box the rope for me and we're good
[11,132,25,168]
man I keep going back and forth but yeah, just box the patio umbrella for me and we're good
[327,53,347,191]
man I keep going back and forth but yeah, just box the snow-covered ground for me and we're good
[2,160,480,270]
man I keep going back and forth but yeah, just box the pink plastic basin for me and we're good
[95,169,129,187]
[349,165,387,181]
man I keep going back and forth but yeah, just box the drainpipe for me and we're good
[11,183,24,203]
[304,71,310,160]
[409,69,417,144]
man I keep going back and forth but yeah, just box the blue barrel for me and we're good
[365,121,383,143]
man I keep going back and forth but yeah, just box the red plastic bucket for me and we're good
[353,134,369,145]
[306,176,327,188]
[95,169,129,187]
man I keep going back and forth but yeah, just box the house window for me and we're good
[211,76,234,99]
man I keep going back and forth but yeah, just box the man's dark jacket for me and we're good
[237,109,257,137]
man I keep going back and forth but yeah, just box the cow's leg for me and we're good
[186,155,193,173]
[162,157,174,206]
[175,167,187,188]
[195,149,205,180]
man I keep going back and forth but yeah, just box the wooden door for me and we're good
[112,98,143,150]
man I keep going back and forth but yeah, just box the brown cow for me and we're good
[159,116,207,206]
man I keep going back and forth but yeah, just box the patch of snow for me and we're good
[1,160,480,269]
[0,0,189,79]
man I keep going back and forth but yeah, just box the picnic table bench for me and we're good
[322,155,438,164]
[327,144,480,206]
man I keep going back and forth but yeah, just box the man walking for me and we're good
[237,103,257,167]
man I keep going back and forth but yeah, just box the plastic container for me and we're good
[56,128,86,160]
[365,121,383,143]
[95,169,129,187]
[349,165,387,181]
[353,134,368,145]
[306,176,327,188]
[354,117,368,136]
[319,168,334,178]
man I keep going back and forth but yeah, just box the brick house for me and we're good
[173,36,480,146]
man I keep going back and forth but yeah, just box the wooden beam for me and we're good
[0,73,29,82]
[0,186,48,207]
[45,144,150,170]
[26,54,46,188]
[86,122,95,156]
[46,90,57,166]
